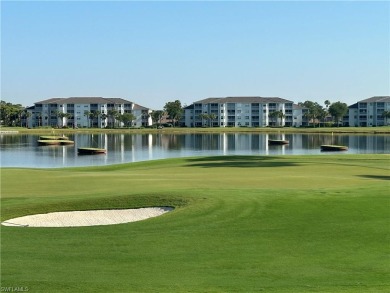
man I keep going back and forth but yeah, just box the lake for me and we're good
[0,133,388,168]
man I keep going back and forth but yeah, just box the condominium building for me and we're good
[346,96,390,127]
[27,97,152,128]
[181,96,295,127]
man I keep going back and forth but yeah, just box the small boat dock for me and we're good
[320,145,348,151]
[268,139,289,145]
[77,147,107,155]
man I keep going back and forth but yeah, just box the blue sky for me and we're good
[2,1,389,109]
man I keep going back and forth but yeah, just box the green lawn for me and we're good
[1,155,389,292]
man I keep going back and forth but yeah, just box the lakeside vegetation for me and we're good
[1,125,390,135]
[1,154,389,292]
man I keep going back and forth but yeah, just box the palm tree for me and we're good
[100,113,108,128]
[91,110,101,128]
[208,113,217,127]
[268,111,279,127]
[107,109,118,128]
[17,109,24,127]
[54,110,62,127]
[64,113,72,127]
[24,111,31,128]
[36,113,42,127]
[382,111,390,125]
[317,108,327,128]
[276,111,285,126]
[84,111,92,128]
[199,113,209,127]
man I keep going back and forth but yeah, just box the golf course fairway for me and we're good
[1,154,389,292]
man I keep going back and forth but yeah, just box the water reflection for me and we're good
[0,133,388,168]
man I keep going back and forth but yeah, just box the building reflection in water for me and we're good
[0,133,388,168]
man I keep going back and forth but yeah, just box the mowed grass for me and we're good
[1,155,389,292]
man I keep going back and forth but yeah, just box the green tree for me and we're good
[23,110,31,128]
[36,113,42,127]
[328,101,348,127]
[118,113,136,128]
[208,113,217,127]
[276,111,285,126]
[64,113,72,127]
[84,111,92,128]
[107,109,119,128]
[382,111,390,125]
[317,107,328,128]
[0,101,24,126]
[268,111,279,126]
[100,113,108,128]
[164,100,183,127]
[150,110,165,128]
[298,101,323,127]
[55,110,69,127]
[91,110,101,128]
[198,113,209,126]
[54,110,61,127]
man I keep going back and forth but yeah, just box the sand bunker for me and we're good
[1,207,173,227]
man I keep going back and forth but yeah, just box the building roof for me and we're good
[293,104,306,110]
[35,98,65,104]
[106,98,133,104]
[193,96,294,104]
[133,103,150,110]
[348,103,358,109]
[34,97,134,105]
[358,96,390,103]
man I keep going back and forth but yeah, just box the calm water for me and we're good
[0,133,389,168]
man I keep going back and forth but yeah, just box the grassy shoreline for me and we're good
[1,154,389,292]
[1,125,390,135]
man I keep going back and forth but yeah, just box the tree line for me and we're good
[2,99,390,128]
[0,100,29,127]
[297,100,349,127]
